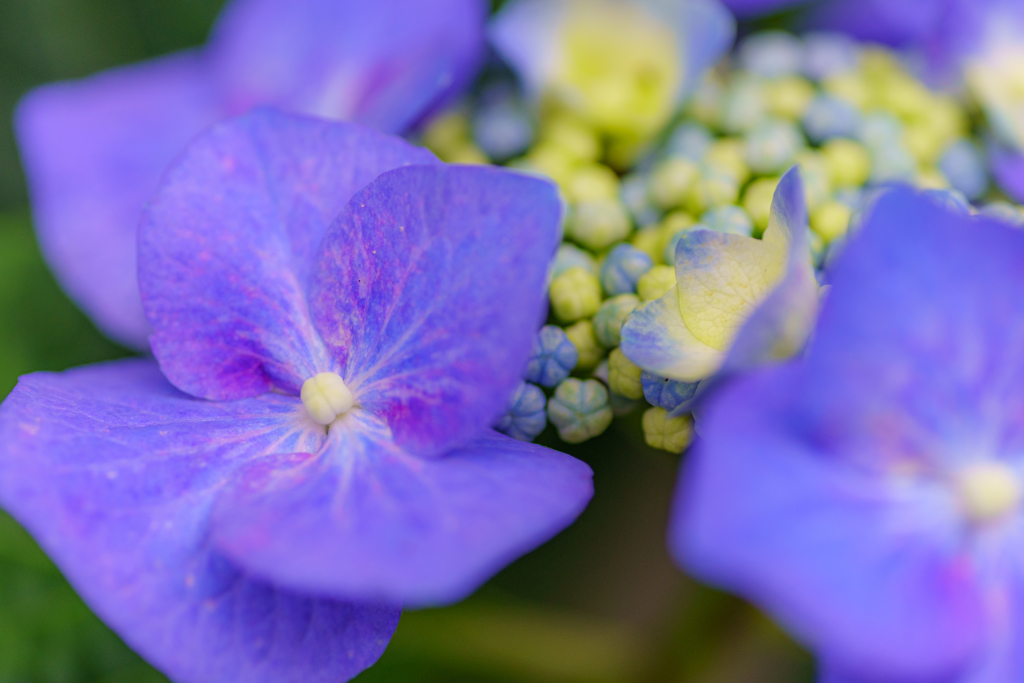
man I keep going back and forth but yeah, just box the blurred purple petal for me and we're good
[989,142,1024,204]
[675,367,985,680]
[210,416,593,606]
[16,0,485,350]
[311,165,562,457]
[804,0,945,47]
[211,0,487,132]
[14,53,219,350]
[139,109,437,402]
[0,360,399,683]
[719,0,807,18]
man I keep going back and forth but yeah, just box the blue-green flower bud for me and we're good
[600,244,653,296]
[495,381,548,442]
[547,378,613,443]
[641,370,699,412]
[551,243,598,279]
[746,119,804,175]
[525,325,578,387]
[593,294,641,347]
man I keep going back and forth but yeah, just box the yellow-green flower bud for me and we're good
[704,138,750,184]
[650,157,700,209]
[565,164,620,203]
[821,139,871,188]
[607,348,644,399]
[742,177,780,233]
[766,76,815,120]
[540,114,601,162]
[550,267,602,323]
[422,109,472,159]
[567,199,632,251]
[642,407,693,453]
[811,200,853,243]
[637,265,677,301]
[523,142,577,188]
[565,319,605,370]
[823,72,870,110]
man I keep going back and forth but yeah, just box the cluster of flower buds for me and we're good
[424,28,1024,453]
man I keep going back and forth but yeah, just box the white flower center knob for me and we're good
[301,372,354,425]
[957,461,1022,523]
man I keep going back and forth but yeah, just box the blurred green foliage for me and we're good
[0,1,815,681]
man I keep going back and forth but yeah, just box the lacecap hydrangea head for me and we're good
[620,165,819,384]
[0,109,594,683]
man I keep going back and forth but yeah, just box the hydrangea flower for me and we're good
[620,166,818,385]
[676,186,1024,682]
[0,109,593,682]
[489,0,735,142]
[16,0,487,349]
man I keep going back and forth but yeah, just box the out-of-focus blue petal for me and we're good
[804,188,1024,463]
[674,367,986,682]
[210,0,487,133]
[620,287,723,381]
[16,0,485,351]
[642,0,736,100]
[989,142,1024,204]
[719,0,807,19]
[209,414,593,606]
[804,0,945,47]
[139,109,436,402]
[0,360,399,683]
[311,164,562,458]
[14,53,220,350]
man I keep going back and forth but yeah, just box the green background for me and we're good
[0,2,813,680]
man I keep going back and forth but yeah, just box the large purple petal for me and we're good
[803,0,945,47]
[210,0,487,133]
[674,366,986,681]
[209,411,593,606]
[0,360,400,683]
[719,0,807,18]
[139,109,437,402]
[989,143,1024,204]
[14,52,220,350]
[310,164,562,457]
[805,188,1024,467]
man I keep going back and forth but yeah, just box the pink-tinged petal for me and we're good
[311,164,562,457]
[210,412,593,606]
[0,359,399,683]
[14,52,220,350]
[139,109,437,402]
[675,366,986,681]
[210,0,487,133]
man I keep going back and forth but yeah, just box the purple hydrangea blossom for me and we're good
[675,186,1024,681]
[15,0,487,350]
[0,109,593,683]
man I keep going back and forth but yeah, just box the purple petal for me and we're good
[310,164,562,457]
[718,0,807,18]
[139,109,437,402]
[989,143,1024,204]
[210,0,487,133]
[674,366,986,681]
[806,188,1024,463]
[14,52,220,350]
[804,0,945,47]
[0,360,399,683]
[209,412,593,606]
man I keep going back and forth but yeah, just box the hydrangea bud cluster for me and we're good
[423,29,1024,453]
